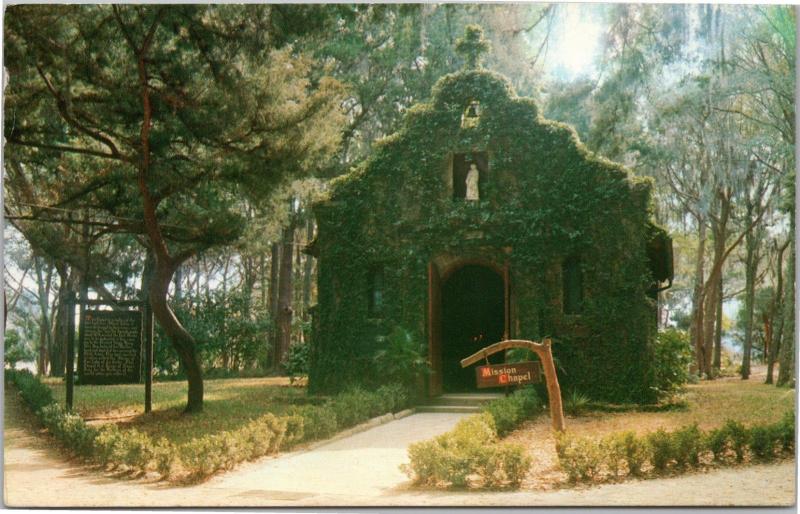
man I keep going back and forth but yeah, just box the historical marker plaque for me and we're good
[79,310,142,385]
[475,361,541,388]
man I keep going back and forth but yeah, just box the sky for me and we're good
[544,4,606,82]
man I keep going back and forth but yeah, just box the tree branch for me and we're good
[34,64,128,161]
[7,137,121,161]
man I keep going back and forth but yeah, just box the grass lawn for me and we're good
[506,368,795,490]
[566,374,795,437]
[44,377,309,445]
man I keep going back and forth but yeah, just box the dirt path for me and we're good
[4,388,795,507]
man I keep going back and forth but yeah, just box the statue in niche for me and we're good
[465,162,480,200]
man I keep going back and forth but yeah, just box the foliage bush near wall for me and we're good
[650,328,693,398]
[284,340,311,383]
[556,411,795,483]
[403,388,542,489]
[7,370,409,483]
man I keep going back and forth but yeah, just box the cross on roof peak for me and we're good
[455,25,491,69]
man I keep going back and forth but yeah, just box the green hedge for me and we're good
[403,413,531,489]
[556,411,795,483]
[403,388,542,489]
[481,386,542,436]
[287,384,409,442]
[7,370,409,483]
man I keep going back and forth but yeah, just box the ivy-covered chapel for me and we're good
[308,27,673,403]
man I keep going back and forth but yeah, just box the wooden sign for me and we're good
[475,361,541,388]
[78,310,142,385]
[461,339,565,432]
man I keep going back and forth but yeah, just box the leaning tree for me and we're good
[4,4,346,411]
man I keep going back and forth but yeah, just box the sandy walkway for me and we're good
[4,388,796,507]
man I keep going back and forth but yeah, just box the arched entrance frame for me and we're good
[427,255,511,397]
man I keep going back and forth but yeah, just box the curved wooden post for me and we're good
[461,338,565,432]
[536,338,564,432]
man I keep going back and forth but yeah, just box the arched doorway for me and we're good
[440,264,506,392]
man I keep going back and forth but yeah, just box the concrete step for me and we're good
[427,393,504,407]
[416,405,482,414]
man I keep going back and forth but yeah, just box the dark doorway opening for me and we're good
[441,264,505,392]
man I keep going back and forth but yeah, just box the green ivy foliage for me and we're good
[310,68,666,403]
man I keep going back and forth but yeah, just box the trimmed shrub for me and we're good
[95,425,126,466]
[9,370,54,411]
[724,420,749,463]
[119,429,159,472]
[480,442,531,488]
[619,431,649,476]
[180,436,226,479]
[153,438,178,478]
[375,383,409,413]
[403,413,531,489]
[672,423,703,469]
[647,429,675,473]
[289,382,408,443]
[288,404,338,441]
[776,410,795,453]
[602,431,648,477]
[330,387,374,428]
[283,414,305,446]
[39,403,98,458]
[555,412,796,485]
[749,424,778,461]
[706,426,729,462]
[13,371,409,480]
[555,432,602,482]
[482,387,541,437]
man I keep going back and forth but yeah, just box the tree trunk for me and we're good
[302,219,315,319]
[713,276,723,371]
[690,219,707,374]
[260,252,267,311]
[268,241,281,366]
[203,257,211,304]
[276,209,296,366]
[33,256,53,376]
[776,238,795,387]
[149,257,204,412]
[50,264,73,377]
[766,240,788,384]
[701,191,732,378]
[135,28,203,412]
[740,236,758,379]
[701,269,721,378]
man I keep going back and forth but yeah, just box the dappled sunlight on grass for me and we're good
[548,375,795,438]
[44,376,308,445]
